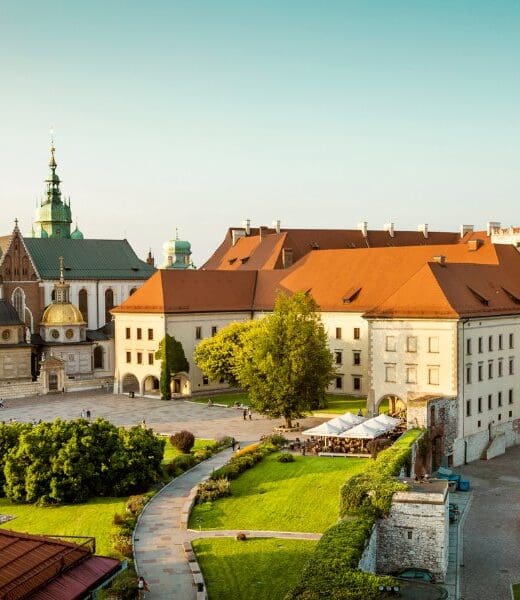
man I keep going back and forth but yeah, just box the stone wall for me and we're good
[0,380,43,400]
[375,482,449,581]
[358,524,377,573]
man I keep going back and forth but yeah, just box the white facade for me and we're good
[41,280,144,330]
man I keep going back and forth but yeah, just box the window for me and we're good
[488,336,493,352]
[386,336,396,352]
[202,376,209,385]
[466,365,472,384]
[428,366,439,385]
[125,328,131,339]
[211,326,218,337]
[498,391,502,407]
[385,364,396,383]
[509,358,515,375]
[466,399,471,417]
[148,353,154,365]
[353,376,361,391]
[334,351,342,365]
[478,337,483,353]
[509,389,514,404]
[488,361,493,379]
[12,288,25,322]
[498,359,503,377]
[79,289,88,323]
[428,337,439,353]
[498,413,502,421]
[406,365,417,384]
[406,336,417,352]
[466,338,472,355]
[353,351,361,366]
[407,531,413,540]
[126,352,131,363]
[478,364,483,381]
[137,352,142,364]
[509,411,513,418]
[478,397,482,413]
[499,334,503,350]
[509,333,514,349]
[335,327,342,340]
[488,394,492,410]
[353,327,360,340]
[148,329,154,340]
[335,376,343,389]
[478,420,481,428]
[104,288,114,324]
[93,346,103,369]
[137,328,142,340]
[195,326,202,340]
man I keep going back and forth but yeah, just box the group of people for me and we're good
[80,408,92,420]
[242,408,252,420]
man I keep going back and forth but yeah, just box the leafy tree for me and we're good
[194,321,258,386]
[0,422,31,496]
[235,292,335,428]
[155,334,190,400]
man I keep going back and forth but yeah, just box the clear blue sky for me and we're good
[0,1,519,265]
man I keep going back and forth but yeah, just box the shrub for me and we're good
[197,478,231,503]
[216,436,234,449]
[170,430,195,453]
[236,532,247,541]
[113,513,125,525]
[171,453,196,471]
[193,449,212,461]
[263,434,287,447]
[126,495,147,514]
[366,437,392,459]
[98,566,137,600]
[235,443,260,457]
[278,452,294,463]
[112,533,133,558]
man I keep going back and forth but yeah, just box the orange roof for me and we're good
[202,226,463,271]
[112,269,258,314]
[115,237,520,320]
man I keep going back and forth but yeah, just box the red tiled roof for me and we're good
[0,529,119,600]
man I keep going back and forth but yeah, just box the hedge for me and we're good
[286,429,423,600]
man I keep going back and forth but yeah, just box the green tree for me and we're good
[155,334,190,400]
[236,292,335,428]
[194,321,258,386]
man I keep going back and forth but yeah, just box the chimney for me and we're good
[242,219,251,236]
[460,224,474,238]
[467,239,482,252]
[358,221,368,238]
[231,229,246,246]
[273,219,281,234]
[383,222,395,238]
[418,223,428,238]
[259,226,267,240]
[487,221,501,236]
[433,255,446,266]
[282,248,293,269]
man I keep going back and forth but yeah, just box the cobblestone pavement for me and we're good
[459,446,520,600]
[0,390,325,440]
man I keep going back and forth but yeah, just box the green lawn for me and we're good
[193,537,317,600]
[190,453,368,533]
[0,496,127,557]
[162,437,217,465]
[513,584,520,600]
[189,392,249,407]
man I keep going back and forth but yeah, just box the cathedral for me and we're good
[0,141,156,392]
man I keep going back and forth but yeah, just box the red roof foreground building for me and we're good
[0,529,120,600]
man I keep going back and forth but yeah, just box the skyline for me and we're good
[1,1,519,265]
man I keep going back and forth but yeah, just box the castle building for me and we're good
[113,224,520,467]
[0,142,155,333]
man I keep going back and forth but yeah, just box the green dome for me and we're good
[71,226,84,240]
[174,239,191,251]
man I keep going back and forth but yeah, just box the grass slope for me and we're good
[193,537,317,600]
[190,453,368,533]
[189,392,249,407]
[0,496,127,557]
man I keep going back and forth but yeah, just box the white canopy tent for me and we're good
[337,421,388,439]
[372,414,401,428]
[327,413,365,430]
[302,421,344,437]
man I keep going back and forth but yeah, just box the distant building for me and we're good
[162,230,195,269]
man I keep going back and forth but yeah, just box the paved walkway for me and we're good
[187,529,322,541]
[444,490,472,600]
[134,449,235,599]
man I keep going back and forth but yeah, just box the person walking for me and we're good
[231,437,236,451]
[248,408,252,420]
[0,399,4,409]
[137,575,149,598]
[86,409,91,420]
[243,408,247,420]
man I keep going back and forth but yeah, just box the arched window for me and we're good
[79,289,88,323]
[12,288,24,322]
[51,289,56,302]
[93,346,104,369]
[104,288,114,324]
[129,287,138,296]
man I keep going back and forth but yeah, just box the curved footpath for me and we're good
[133,448,322,599]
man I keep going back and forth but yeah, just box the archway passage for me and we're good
[377,395,406,419]
[121,373,139,393]
[170,372,191,397]
[93,346,103,369]
[48,372,58,391]
[143,375,160,395]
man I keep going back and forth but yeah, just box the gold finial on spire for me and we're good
[58,256,65,283]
